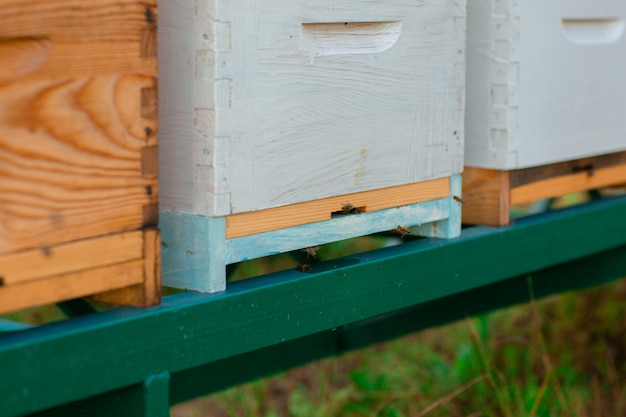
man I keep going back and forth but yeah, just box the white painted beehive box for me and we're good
[159,0,466,292]
[465,0,626,170]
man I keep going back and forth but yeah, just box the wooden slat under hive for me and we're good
[0,0,160,311]
[160,175,462,293]
[226,177,451,238]
[0,229,160,315]
[462,151,626,226]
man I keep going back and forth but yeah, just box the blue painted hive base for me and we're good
[160,175,462,293]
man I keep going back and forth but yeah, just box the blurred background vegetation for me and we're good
[171,277,626,417]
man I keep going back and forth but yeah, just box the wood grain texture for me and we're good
[0,231,143,285]
[0,37,52,79]
[225,178,450,238]
[462,167,510,226]
[91,229,161,307]
[0,229,161,313]
[464,154,626,226]
[511,164,626,206]
[0,0,156,81]
[0,0,158,254]
[509,151,626,187]
[159,0,465,216]
[0,259,144,315]
[465,0,626,170]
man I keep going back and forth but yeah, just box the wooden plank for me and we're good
[0,75,158,253]
[412,174,462,238]
[0,0,158,254]
[509,151,626,187]
[0,37,52,80]
[0,231,143,286]
[462,167,510,226]
[225,196,454,265]
[511,164,626,206]
[91,229,161,307]
[0,0,157,82]
[0,259,144,315]
[160,214,227,294]
[225,178,450,239]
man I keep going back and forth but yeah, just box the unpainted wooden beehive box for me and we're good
[0,0,161,314]
[159,0,466,292]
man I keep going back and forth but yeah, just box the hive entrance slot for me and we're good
[331,204,367,217]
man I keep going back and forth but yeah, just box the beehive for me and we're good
[159,0,466,292]
[463,0,626,225]
[0,0,160,314]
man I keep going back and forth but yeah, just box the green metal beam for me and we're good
[169,245,626,405]
[31,372,170,417]
[1,196,626,417]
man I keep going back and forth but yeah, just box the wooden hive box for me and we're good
[159,0,467,293]
[0,0,160,314]
[463,0,626,225]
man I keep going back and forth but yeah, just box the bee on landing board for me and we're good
[397,225,411,238]
[296,264,312,272]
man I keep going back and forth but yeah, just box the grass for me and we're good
[172,276,626,417]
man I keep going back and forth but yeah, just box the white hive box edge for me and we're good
[465,0,626,170]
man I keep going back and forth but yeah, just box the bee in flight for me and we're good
[301,246,320,259]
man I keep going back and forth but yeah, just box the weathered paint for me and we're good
[160,213,226,293]
[465,0,626,169]
[160,175,462,292]
[226,196,456,264]
[412,174,462,238]
[159,0,465,216]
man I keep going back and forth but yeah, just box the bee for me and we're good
[301,246,320,259]
[453,195,465,204]
[296,264,312,272]
[341,202,355,213]
[397,225,411,238]
[572,164,595,177]
[338,202,363,215]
